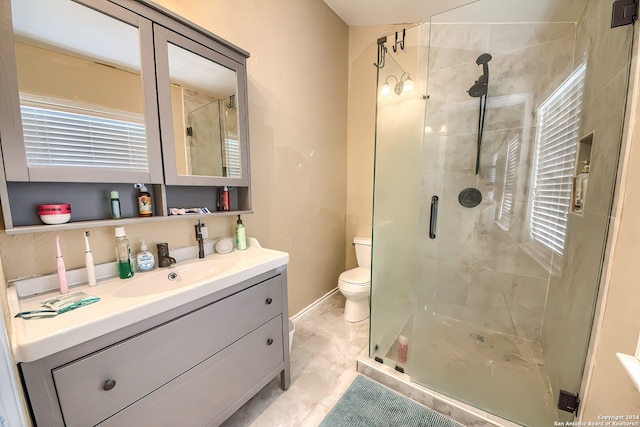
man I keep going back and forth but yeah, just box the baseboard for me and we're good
[290,287,339,323]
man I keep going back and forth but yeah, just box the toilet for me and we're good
[338,236,371,322]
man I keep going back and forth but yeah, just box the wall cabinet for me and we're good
[19,268,290,426]
[0,0,252,233]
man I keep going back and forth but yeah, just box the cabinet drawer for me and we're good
[99,315,284,426]
[53,276,283,427]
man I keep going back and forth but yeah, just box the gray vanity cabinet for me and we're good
[19,268,290,427]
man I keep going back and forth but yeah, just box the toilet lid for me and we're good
[340,268,369,285]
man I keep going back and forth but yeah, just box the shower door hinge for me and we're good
[558,390,580,414]
[612,0,637,27]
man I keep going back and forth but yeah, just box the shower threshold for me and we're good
[357,355,521,427]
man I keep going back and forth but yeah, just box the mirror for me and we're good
[167,42,241,179]
[10,0,150,175]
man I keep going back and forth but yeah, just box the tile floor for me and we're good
[221,291,369,426]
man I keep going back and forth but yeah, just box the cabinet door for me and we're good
[154,24,250,187]
[0,0,163,183]
[99,316,284,427]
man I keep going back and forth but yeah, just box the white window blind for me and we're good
[20,97,148,172]
[496,135,520,231]
[224,138,241,177]
[529,63,586,255]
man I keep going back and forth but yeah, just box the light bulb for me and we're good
[381,83,391,96]
[403,77,414,92]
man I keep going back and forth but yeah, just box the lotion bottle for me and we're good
[136,183,152,217]
[574,161,590,213]
[221,186,230,211]
[235,215,247,250]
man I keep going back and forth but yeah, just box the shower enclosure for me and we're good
[369,1,633,425]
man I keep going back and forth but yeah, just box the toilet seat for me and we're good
[339,267,369,286]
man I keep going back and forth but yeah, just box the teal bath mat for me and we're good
[320,375,463,427]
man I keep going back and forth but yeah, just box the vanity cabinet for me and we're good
[19,268,290,427]
[0,0,252,233]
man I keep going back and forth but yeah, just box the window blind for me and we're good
[529,63,586,255]
[224,138,241,178]
[20,100,148,172]
[496,135,520,231]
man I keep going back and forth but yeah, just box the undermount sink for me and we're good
[113,257,233,298]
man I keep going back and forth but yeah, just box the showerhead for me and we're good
[468,52,492,98]
[468,81,487,97]
[476,53,492,65]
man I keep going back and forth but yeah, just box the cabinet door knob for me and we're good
[266,338,274,346]
[265,297,273,305]
[103,379,117,391]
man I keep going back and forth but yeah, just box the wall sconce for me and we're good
[381,72,414,96]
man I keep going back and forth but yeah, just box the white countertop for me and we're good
[8,239,288,363]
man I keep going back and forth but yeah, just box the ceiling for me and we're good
[321,0,589,26]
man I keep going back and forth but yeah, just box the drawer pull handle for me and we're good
[265,297,273,305]
[266,338,274,346]
[103,379,117,391]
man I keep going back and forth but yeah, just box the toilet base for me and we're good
[344,297,370,322]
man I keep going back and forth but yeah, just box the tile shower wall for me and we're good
[418,21,577,342]
[542,0,634,414]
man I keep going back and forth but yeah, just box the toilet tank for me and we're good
[353,236,372,269]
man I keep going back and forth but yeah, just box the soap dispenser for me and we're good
[235,215,247,250]
[136,240,156,272]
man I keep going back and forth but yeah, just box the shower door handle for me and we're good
[429,196,439,239]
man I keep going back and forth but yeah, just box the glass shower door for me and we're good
[369,1,633,426]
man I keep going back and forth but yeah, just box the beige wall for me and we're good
[0,0,349,316]
[345,25,404,268]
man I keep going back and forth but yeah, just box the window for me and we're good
[20,95,148,172]
[529,63,586,255]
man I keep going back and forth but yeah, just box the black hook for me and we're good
[393,29,406,53]
[374,36,387,69]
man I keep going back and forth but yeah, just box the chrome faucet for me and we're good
[195,220,206,259]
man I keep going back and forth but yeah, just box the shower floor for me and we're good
[388,314,560,426]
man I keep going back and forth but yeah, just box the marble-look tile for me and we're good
[429,23,490,71]
[488,23,576,54]
[575,0,633,103]
[582,67,629,216]
[541,211,611,416]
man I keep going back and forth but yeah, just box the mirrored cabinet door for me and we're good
[154,25,250,186]
[0,0,163,184]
